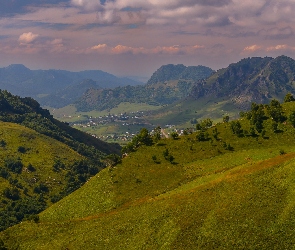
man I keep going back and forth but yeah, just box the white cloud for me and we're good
[266,44,295,51]
[71,0,103,11]
[70,0,295,30]
[88,43,204,55]
[18,32,39,44]
[243,45,262,52]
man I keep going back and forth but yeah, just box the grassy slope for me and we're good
[3,103,295,249]
[0,121,82,199]
[149,96,241,126]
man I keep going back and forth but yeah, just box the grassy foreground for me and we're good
[2,102,295,249]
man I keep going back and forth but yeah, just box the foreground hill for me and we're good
[3,98,295,249]
[0,90,121,231]
[0,64,142,108]
[0,90,120,155]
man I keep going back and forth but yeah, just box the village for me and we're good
[68,110,185,143]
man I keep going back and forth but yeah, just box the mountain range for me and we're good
[75,56,295,114]
[76,64,214,111]
[189,55,295,110]
[0,64,142,108]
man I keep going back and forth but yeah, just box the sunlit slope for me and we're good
[3,105,295,249]
[0,121,82,195]
[3,149,295,249]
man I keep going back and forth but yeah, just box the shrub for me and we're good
[17,146,27,153]
[170,132,179,140]
[284,93,295,102]
[0,139,6,147]
[4,157,23,174]
[27,163,36,172]
[223,116,229,123]
[3,187,20,200]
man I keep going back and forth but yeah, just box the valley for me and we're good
[1,56,295,249]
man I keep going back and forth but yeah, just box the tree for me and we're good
[153,126,161,142]
[196,118,213,131]
[17,146,27,153]
[3,187,20,200]
[289,111,295,127]
[135,128,153,146]
[104,154,121,167]
[170,131,179,140]
[212,128,219,139]
[261,130,266,138]
[223,116,229,123]
[284,93,295,103]
[4,157,23,174]
[200,118,213,130]
[53,159,65,172]
[121,142,135,154]
[162,149,174,163]
[197,131,209,141]
[249,127,256,137]
[230,121,243,137]
[167,154,174,163]
[271,121,278,132]
[267,99,286,122]
[0,139,6,147]
[27,163,36,172]
[163,149,169,159]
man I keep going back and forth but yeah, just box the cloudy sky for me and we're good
[1,0,295,78]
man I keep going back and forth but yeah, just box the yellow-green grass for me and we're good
[2,149,295,249]
[149,97,241,127]
[0,121,82,198]
[3,114,295,249]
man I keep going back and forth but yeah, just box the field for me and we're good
[48,103,162,123]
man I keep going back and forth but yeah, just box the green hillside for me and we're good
[3,98,295,249]
[0,121,97,231]
[0,91,121,232]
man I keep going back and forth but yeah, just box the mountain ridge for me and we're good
[0,64,143,108]
[189,55,295,109]
[76,64,214,111]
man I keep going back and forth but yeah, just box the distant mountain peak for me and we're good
[147,64,214,85]
[5,64,30,72]
[189,55,295,109]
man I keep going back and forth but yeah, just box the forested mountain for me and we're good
[0,64,142,108]
[76,56,295,114]
[147,64,214,84]
[76,64,214,111]
[189,55,295,109]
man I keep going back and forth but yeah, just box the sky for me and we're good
[1,0,295,78]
